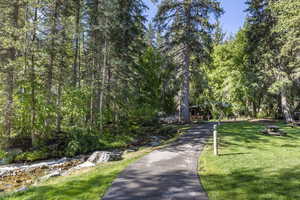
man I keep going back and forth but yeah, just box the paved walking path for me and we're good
[102,123,214,200]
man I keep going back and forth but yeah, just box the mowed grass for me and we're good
[199,121,300,200]
[0,149,151,200]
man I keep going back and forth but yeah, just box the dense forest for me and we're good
[0,0,299,162]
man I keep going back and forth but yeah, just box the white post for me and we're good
[213,124,218,156]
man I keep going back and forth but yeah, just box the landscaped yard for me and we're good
[0,124,190,200]
[0,149,151,200]
[199,121,300,200]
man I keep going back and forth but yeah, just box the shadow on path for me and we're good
[102,123,214,200]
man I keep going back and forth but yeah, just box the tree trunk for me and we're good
[181,3,191,124]
[4,0,20,136]
[56,53,64,132]
[181,46,190,123]
[4,68,14,137]
[99,38,107,132]
[46,1,58,129]
[98,5,109,132]
[252,101,257,118]
[281,87,294,123]
[30,0,39,146]
[72,0,81,88]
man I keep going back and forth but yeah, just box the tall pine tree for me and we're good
[154,0,223,123]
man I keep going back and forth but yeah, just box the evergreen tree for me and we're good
[154,0,223,123]
[269,0,300,122]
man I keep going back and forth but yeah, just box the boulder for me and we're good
[87,151,122,164]
[125,147,139,154]
[15,186,28,193]
[40,170,61,181]
[64,151,123,174]
[73,161,96,170]
[0,160,5,165]
[0,171,6,177]
[150,136,160,141]
[87,151,110,163]
[159,115,179,124]
[149,141,161,147]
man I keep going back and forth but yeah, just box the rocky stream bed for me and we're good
[0,155,92,192]
[0,134,168,194]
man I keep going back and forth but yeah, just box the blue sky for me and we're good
[144,0,247,35]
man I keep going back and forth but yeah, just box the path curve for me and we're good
[102,123,214,200]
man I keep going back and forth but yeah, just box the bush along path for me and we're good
[102,123,214,200]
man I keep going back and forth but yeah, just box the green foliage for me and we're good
[154,0,223,59]
[122,46,178,123]
[0,149,6,159]
[65,129,101,157]
[154,0,223,122]
[14,150,48,163]
[0,0,180,163]
[206,0,300,119]
[206,29,255,118]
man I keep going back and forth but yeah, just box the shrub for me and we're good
[65,128,102,156]
[0,149,7,160]
[14,150,48,162]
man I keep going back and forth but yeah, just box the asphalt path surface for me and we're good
[103,123,214,200]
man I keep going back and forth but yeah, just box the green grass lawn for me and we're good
[199,121,300,200]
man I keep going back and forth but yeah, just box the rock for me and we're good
[56,157,69,163]
[159,115,179,124]
[87,151,122,164]
[124,150,134,154]
[149,141,161,147]
[64,151,124,174]
[0,189,4,192]
[150,136,160,141]
[87,151,110,163]
[109,151,123,161]
[61,161,94,175]
[16,186,28,193]
[0,160,5,165]
[40,170,61,181]
[131,139,140,146]
[74,155,88,162]
[4,184,12,188]
[147,136,162,147]
[125,147,139,153]
[74,161,96,170]
[0,171,6,177]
